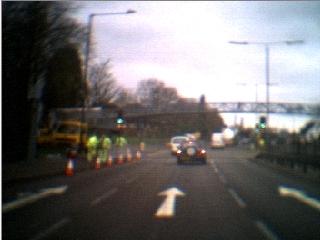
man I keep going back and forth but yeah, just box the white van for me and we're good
[170,136,189,155]
[211,133,225,149]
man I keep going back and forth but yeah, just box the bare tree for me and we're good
[114,88,138,107]
[136,79,179,111]
[89,59,120,107]
[3,1,85,162]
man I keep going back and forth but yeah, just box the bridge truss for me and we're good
[207,102,319,115]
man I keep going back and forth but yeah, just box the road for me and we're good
[3,146,320,240]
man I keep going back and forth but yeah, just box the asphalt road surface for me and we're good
[3,146,320,240]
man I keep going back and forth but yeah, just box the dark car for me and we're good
[176,141,207,165]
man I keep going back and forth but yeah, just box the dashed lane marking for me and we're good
[126,177,138,184]
[228,188,247,208]
[90,188,118,206]
[218,174,227,184]
[255,220,280,240]
[147,150,168,157]
[30,218,70,240]
[209,162,219,173]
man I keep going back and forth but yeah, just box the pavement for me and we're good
[2,144,157,184]
[2,153,89,184]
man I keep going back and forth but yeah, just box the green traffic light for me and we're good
[117,118,124,124]
[259,123,266,129]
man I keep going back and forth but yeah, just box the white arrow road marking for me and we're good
[155,187,185,218]
[3,186,68,213]
[279,186,320,211]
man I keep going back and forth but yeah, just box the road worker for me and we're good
[98,133,112,163]
[115,135,127,158]
[86,132,99,163]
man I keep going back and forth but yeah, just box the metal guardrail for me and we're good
[257,139,320,173]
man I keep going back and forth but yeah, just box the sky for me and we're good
[72,1,320,104]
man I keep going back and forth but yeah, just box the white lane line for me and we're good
[279,186,320,211]
[227,188,247,208]
[90,188,118,206]
[209,163,219,173]
[126,177,138,184]
[30,218,70,240]
[218,174,227,184]
[255,221,280,240]
[3,186,68,213]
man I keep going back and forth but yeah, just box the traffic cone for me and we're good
[107,154,113,167]
[118,153,124,164]
[95,158,101,169]
[140,142,145,152]
[136,150,141,161]
[127,149,132,162]
[65,159,74,176]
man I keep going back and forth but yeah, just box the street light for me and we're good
[229,40,304,129]
[80,9,136,150]
[84,9,136,95]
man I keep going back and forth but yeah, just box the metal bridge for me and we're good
[53,102,319,127]
[207,102,319,115]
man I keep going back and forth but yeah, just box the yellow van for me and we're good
[52,121,88,147]
[37,120,88,147]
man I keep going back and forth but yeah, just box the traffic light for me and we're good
[116,116,124,124]
[116,110,126,129]
[259,116,266,129]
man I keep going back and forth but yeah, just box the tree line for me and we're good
[3,2,86,162]
[2,2,222,162]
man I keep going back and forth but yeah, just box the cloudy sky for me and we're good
[73,1,320,104]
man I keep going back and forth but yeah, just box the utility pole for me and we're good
[79,9,136,151]
[229,40,304,146]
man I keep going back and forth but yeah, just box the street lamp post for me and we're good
[80,9,136,151]
[83,9,136,91]
[229,40,304,129]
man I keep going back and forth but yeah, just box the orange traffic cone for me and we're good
[127,149,132,162]
[118,153,124,165]
[65,159,74,176]
[136,151,141,161]
[140,142,145,152]
[95,158,101,169]
[107,154,113,167]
